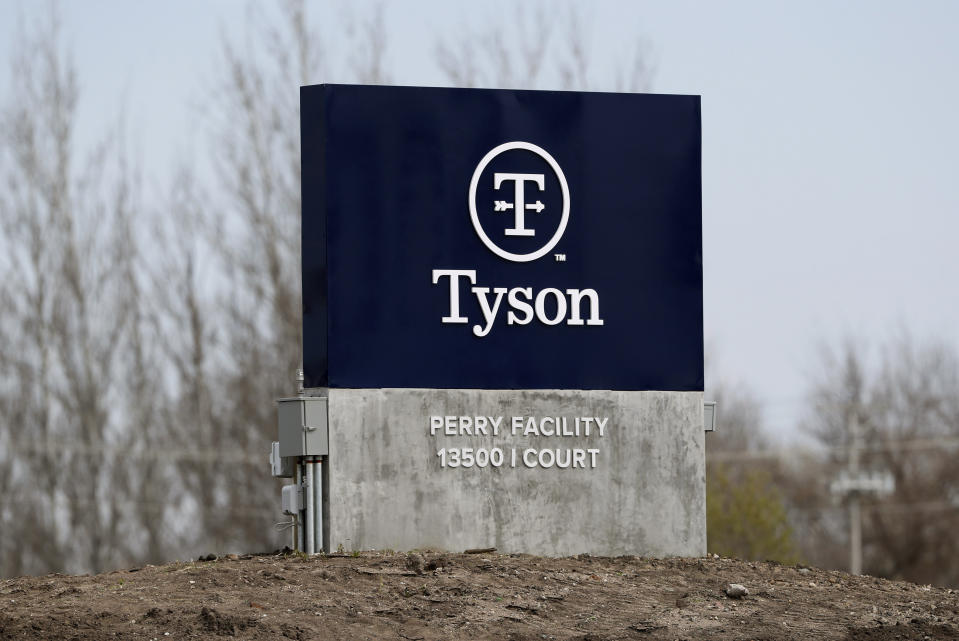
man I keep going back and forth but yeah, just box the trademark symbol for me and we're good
[554,253,566,262]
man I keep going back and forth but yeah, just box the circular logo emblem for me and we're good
[468,141,570,262]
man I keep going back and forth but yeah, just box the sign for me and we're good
[301,84,702,391]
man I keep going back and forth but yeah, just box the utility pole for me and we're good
[848,413,862,575]
[830,410,893,576]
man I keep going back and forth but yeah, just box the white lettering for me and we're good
[572,449,586,468]
[438,447,506,469]
[596,417,608,437]
[431,418,607,472]
[538,448,555,468]
[522,448,538,468]
[540,416,555,436]
[516,448,598,469]
[433,270,603,336]
[581,416,594,435]
[535,288,567,325]
[507,287,534,325]
[587,448,600,468]
[432,269,476,323]
[566,288,604,326]
[474,415,488,435]
[471,287,508,337]
[523,416,538,436]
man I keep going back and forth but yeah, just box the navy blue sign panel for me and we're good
[301,84,703,391]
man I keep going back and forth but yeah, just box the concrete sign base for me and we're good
[320,389,705,558]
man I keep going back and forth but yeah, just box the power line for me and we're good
[2,438,262,464]
[787,500,959,515]
[0,494,273,518]
[707,436,959,463]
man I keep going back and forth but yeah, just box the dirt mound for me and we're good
[1,551,957,640]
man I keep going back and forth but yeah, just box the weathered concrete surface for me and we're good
[324,389,704,557]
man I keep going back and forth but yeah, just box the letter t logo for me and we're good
[493,173,545,237]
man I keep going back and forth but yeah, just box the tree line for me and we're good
[707,336,959,587]
[1,2,956,588]
[0,1,653,577]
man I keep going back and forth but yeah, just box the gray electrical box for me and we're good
[704,401,717,432]
[277,396,329,457]
[270,441,295,477]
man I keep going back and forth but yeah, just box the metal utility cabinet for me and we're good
[277,397,329,457]
[273,395,328,555]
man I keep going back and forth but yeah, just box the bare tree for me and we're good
[0,0,664,577]
[706,381,770,456]
[435,5,654,92]
[0,11,151,574]
[171,0,394,552]
[0,2,396,577]
[804,336,959,585]
[344,2,390,85]
[704,380,800,562]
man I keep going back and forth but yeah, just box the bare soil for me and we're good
[2,551,958,640]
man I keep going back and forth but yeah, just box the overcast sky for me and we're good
[2,0,957,440]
